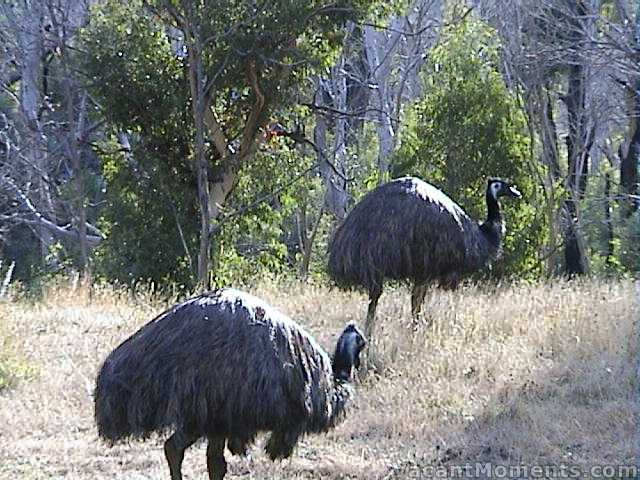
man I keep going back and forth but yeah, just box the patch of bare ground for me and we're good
[0,279,637,479]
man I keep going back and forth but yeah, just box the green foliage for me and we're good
[84,2,199,287]
[581,166,621,275]
[83,2,187,134]
[392,18,546,278]
[580,159,640,277]
[212,137,317,286]
[142,0,382,146]
[92,133,199,288]
[618,212,640,272]
[83,0,385,287]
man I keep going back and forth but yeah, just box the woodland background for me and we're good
[1,0,639,291]
[1,3,638,477]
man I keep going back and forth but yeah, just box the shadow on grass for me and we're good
[384,334,638,478]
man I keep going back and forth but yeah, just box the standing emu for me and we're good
[94,288,366,480]
[327,176,521,340]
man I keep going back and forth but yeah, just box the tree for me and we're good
[617,0,640,218]
[393,18,544,276]
[86,0,381,287]
[0,0,104,281]
[475,0,640,275]
[293,0,444,277]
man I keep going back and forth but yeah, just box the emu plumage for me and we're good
[94,288,365,480]
[327,176,521,340]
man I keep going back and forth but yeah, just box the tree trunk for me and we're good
[620,75,639,218]
[314,75,348,220]
[361,3,442,176]
[620,89,639,218]
[617,0,640,218]
[562,1,591,276]
[329,64,349,220]
[603,169,614,268]
[364,23,402,174]
[188,37,212,288]
[530,83,562,273]
[299,206,324,279]
[296,204,308,264]
[46,0,93,277]
[68,93,89,276]
[18,1,55,263]
[59,20,90,276]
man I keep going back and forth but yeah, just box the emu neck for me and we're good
[329,380,353,427]
[332,338,355,382]
[485,190,502,224]
[480,190,504,252]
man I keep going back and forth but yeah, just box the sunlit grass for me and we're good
[0,278,637,479]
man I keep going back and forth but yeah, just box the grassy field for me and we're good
[0,279,637,479]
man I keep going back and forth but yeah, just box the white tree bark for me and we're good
[315,71,349,220]
[0,0,105,269]
[364,22,400,174]
[16,1,57,260]
[363,0,444,174]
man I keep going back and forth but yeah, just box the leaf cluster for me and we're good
[393,18,546,277]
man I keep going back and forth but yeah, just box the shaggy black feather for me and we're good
[94,288,365,464]
[327,176,520,295]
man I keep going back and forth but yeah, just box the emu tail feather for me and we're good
[94,365,133,443]
[265,428,303,461]
[94,359,165,443]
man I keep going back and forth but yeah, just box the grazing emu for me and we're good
[94,288,366,480]
[327,176,521,340]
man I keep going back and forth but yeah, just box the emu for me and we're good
[94,288,366,480]
[327,176,521,341]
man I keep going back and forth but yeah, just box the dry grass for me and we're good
[0,278,637,479]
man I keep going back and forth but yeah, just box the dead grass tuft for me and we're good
[0,278,637,479]
[0,300,37,392]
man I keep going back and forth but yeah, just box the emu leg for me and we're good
[206,436,227,480]
[364,286,382,342]
[164,431,198,480]
[411,283,428,328]
[362,286,382,373]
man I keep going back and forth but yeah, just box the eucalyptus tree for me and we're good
[87,0,384,287]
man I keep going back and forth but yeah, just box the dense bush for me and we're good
[392,19,547,278]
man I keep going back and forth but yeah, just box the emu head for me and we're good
[487,178,522,201]
[332,323,366,382]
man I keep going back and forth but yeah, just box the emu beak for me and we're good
[508,186,522,199]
